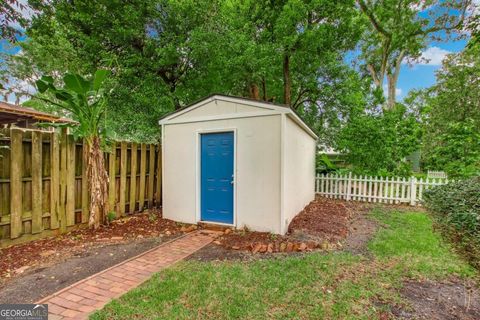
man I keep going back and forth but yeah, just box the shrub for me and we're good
[424,177,480,268]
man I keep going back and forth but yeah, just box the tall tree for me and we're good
[412,43,480,177]
[357,0,474,109]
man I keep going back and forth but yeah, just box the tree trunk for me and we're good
[385,50,405,110]
[249,83,259,100]
[386,73,396,109]
[283,53,291,106]
[87,136,109,229]
[261,77,267,101]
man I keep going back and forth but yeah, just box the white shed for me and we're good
[159,95,317,234]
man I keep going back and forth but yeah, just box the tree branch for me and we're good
[357,0,392,38]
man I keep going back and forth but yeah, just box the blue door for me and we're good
[201,132,234,224]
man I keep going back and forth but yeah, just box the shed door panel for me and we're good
[201,132,234,224]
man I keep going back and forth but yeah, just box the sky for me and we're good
[394,38,468,100]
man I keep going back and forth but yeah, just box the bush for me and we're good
[424,177,480,268]
[336,105,421,176]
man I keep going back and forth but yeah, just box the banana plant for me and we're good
[36,70,110,229]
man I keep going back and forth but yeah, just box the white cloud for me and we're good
[415,47,451,66]
[404,47,451,67]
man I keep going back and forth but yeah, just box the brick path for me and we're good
[37,230,219,319]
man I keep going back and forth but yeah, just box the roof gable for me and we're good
[159,94,318,139]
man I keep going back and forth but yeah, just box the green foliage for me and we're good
[423,177,480,269]
[369,209,475,277]
[316,154,338,174]
[415,45,480,178]
[336,105,422,176]
[107,212,116,223]
[5,0,366,143]
[35,70,111,143]
[425,120,480,178]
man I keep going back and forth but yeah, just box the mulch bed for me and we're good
[0,209,195,280]
[217,197,372,254]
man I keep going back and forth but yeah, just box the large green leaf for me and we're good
[54,90,73,102]
[93,69,109,91]
[36,78,53,93]
[64,73,90,95]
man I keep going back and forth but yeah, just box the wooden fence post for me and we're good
[66,135,76,226]
[119,142,127,216]
[59,128,68,232]
[108,143,116,216]
[31,131,43,234]
[147,144,155,208]
[81,140,89,224]
[129,143,138,213]
[138,144,146,212]
[9,129,23,239]
[50,131,60,230]
[410,177,417,206]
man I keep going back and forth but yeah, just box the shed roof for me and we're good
[159,94,318,139]
[0,101,74,125]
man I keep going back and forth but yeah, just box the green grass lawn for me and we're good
[91,209,476,320]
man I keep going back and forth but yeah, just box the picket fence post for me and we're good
[410,176,417,206]
[346,172,352,201]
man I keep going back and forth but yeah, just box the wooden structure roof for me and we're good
[0,101,74,125]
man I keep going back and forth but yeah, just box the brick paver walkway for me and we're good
[37,230,219,319]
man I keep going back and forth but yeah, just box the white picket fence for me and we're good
[315,173,449,206]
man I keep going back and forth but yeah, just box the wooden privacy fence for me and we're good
[315,173,449,205]
[0,128,162,246]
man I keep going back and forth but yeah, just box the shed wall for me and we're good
[282,115,316,232]
[163,113,282,233]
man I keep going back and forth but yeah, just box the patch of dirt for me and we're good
[342,210,378,254]
[210,197,375,255]
[392,279,480,320]
[0,209,194,281]
[0,236,178,303]
[289,197,355,241]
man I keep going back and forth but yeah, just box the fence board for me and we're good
[66,135,75,226]
[50,132,60,229]
[129,143,137,214]
[31,131,43,234]
[138,144,146,212]
[81,141,89,224]
[9,129,23,239]
[119,142,127,216]
[147,144,155,208]
[108,143,116,215]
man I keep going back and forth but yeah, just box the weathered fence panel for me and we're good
[0,128,162,246]
[315,173,448,205]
